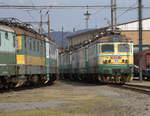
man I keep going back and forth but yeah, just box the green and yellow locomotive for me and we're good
[0,18,58,89]
[59,29,134,84]
[97,32,134,83]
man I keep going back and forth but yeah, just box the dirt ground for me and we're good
[0,80,150,116]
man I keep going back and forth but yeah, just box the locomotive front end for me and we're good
[97,35,134,83]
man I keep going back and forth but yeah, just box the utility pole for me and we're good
[111,0,114,28]
[114,0,117,27]
[111,0,117,29]
[39,10,43,34]
[48,13,50,39]
[84,6,91,30]
[138,0,143,82]
[61,26,64,48]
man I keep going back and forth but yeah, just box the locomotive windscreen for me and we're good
[118,44,130,52]
[101,44,114,53]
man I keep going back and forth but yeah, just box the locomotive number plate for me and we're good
[111,56,122,59]
[115,59,118,62]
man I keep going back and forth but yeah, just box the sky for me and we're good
[0,0,150,32]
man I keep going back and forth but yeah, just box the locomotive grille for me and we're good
[112,68,121,74]
[102,70,109,74]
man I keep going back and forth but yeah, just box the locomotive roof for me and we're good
[0,18,45,41]
[61,29,133,54]
[96,34,133,43]
[45,37,57,46]
[0,24,14,33]
[12,27,45,41]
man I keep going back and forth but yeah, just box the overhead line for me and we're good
[118,1,138,17]
[0,5,139,10]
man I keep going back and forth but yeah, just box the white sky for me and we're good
[0,0,149,32]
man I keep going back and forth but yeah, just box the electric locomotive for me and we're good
[97,30,134,83]
[0,24,16,89]
[0,18,58,89]
[59,29,134,84]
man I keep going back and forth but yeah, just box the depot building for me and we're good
[67,18,150,50]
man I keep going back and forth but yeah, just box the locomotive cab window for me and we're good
[0,33,1,46]
[5,32,8,40]
[13,35,16,48]
[101,44,114,53]
[118,44,130,53]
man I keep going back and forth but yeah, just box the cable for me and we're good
[117,1,138,24]
[25,10,35,21]
[118,1,138,17]
[0,5,138,10]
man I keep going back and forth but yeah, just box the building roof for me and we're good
[66,28,96,38]
[67,17,150,39]
[67,27,107,39]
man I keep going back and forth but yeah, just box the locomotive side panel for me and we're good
[72,51,79,74]
[88,44,97,74]
[16,36,46,75]
[45,39,58,82]
[0,28,16,76]
[78,47,86,74]
[46,41,50,81]
[16,34,47,86]
[0,25,17,88]
[49,43,57,74]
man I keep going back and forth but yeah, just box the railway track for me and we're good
[109,84,150,95]
[0,83,53,93]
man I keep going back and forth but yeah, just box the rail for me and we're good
[109,84,150,95]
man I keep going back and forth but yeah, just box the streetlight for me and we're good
[84,10,91,30]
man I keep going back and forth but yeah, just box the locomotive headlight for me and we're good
[125,60,129,63]
[108,60,111,63]
[122,59,125,63]
[103,60,107,64]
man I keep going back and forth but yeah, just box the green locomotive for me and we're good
[0,19,58,89]
[0,25,16,88]
[59,29,134,84]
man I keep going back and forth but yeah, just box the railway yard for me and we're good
[0,0,150,116]
[0,80,149,116]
